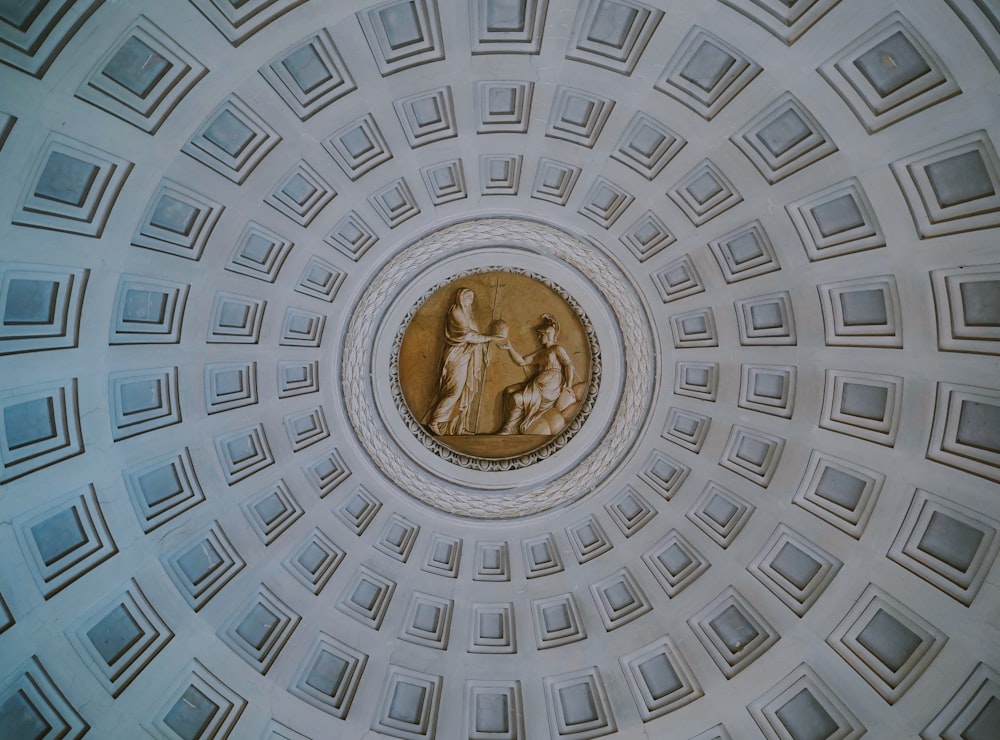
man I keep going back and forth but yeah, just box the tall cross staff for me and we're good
[473,275,503,434]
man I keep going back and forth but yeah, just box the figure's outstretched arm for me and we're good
[496,342,530,367]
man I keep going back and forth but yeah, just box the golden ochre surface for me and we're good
[399,271,591,459]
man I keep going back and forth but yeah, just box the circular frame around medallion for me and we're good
[342,218,655,518]
[392,266,601,467]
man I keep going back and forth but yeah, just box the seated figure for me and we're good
[496,313,583,435]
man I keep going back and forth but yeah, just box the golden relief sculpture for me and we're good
[398,271,593,459]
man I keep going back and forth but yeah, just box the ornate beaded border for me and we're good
[388,265,602,470]
[342,218,654,518]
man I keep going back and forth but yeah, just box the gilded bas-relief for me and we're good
[399,272,592,459]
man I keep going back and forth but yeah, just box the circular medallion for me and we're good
[342,218,656,518]
[396,270,599,463]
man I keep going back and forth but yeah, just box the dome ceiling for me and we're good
[0,0,999,738]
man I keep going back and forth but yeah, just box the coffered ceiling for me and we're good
[1,1,999,738]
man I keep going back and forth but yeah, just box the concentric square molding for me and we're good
[162,521,246,611]
[357,0,445,76]
[931,263,1000,355]
[466,679,524,740]
[334,485,381,535]
[793,449,885,539]
[655,25,762,120]
[819,274,903,348]
[739,364,797,419]
[669,307,718,348]
[674,361,719,403]
[820,369,904,447]
[521,532,564,577]
[662,406,711,452]
[546,86,615,148]
[14,132,132,237]
[66,578,173,698]
[131,178,224,261]
[638,450,691,501]
[369,177,421,227]
[0,0,102,76]
[283,527,344,595]
[324,113,392,181]
[283,405,330,452]
[642,529,710,598]
[422,158,467,204]
[565,0,663,75]
[207,292,265,344]
[278,360,320,398]
[182,94,281,184]
[241,479,304,545]
[476,80,533,133]
[0,377,82,482]
[470,0,548,55]
[619,210,675,262]
[226,221,293,283]
[218,584,300,674]
[280,306,326,347]
[891,130,1000,237]
[718,423,785,487]
[688,586,779,678]
[398,591,453,649]
[827,583,947,704]
[474,540,510,581]
[619,635,704,721]
[533,592,586,649]
[531,158,582,205]
[748,524,842,616]
[75,15,207,134]
[422,532,462,578]
[374,513,420,562]
[0,656,89,739]
[189,0,307,46]
[337,565,396,630]
[108,367,181,441]
[468,602,516,654]
[730,92,838,184]
[888,488,1000,606]
[578,176,633,229]
[394,85,457,147]
[259,28,356,120]
[748,663,865,739]
[605,485,656,537]
[927,382,1000,483]
[0,263,88,355]
[686,481,755,549]
[716,0,844,45]
[921,662,1000,739]
[371,665,443,740]
[589,567,651,631]
[215,423,274,485]
[325,210,379,261]
[302,448,351,498]
[480,154,522,195]
[707,220,781,283]
[15,484,117,599]
[566,514,613,563]
[786,177,885,261]
[123,447,205,533]
[110,274,189,344]
[204,361,258,414]
[147,659,246,739]
[543,666,617,739]
[289,631,367,718]
[819,12,960,133]
[264,160,337,227]
[668,159,743,226]
[653,254,704,303]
